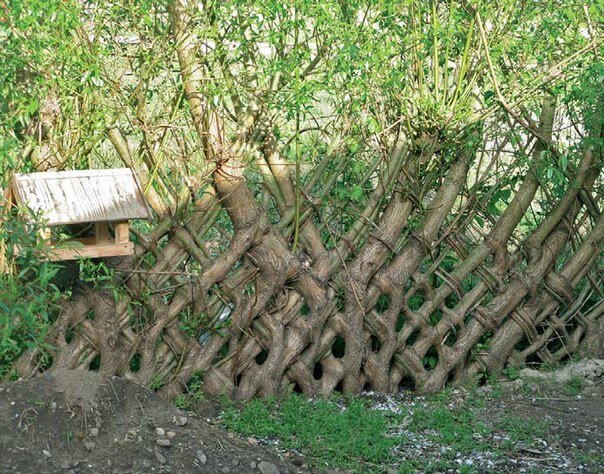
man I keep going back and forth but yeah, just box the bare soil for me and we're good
[460,378,604,473]
[0,370,304,474]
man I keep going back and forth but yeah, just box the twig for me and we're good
[107,379,120,403]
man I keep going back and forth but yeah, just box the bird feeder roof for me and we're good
[10,168,152,226]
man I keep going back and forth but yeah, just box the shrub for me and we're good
[0,215,62,378]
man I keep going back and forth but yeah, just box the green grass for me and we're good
[407,405,491,452]
[222,395,401,471]
[174,370,206,409]
[220,388,558,473]
[563,375,583,396]
[574,450,604,470]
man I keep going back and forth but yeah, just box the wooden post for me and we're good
[95,222,110,244]
[114,221,130,243]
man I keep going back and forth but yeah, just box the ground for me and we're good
[0,371,303,474]
[0,362,602,473]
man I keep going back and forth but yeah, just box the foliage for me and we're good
[0,216,62,378]
[78,259,119,301]
[502,366,521,381]
[174,370,206,409]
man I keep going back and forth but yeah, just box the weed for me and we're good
[78,259,120,300]
[174,394,188,410]
[518,378,545,398]
[563,375,583,396]
[490,381,504,400]
[173,370,206,409]
[502,366,521,380]
[149,373,164,392]
[458,465,477,474]
[574,450,604,469]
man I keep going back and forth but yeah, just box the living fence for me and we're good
[4,1,603,401]
[10,101,603,400]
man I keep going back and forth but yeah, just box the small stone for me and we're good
[221,468,230,473]
[42,450,52,459]
[250,461,257,469]
[155,450,167,464]
[89,428,99,437]
[156,438,171,447]
[155,428,165,436]
[60,461,70,469]
[166,431,176,438]
[247,437,258,446]
[259,461,280,474]
[173,415,187,426]
[83,441,96,452]
[196,450,207,465]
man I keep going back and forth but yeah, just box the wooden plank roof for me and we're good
[10,168,152,225]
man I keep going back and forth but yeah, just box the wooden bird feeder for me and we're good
[9,168,151,261]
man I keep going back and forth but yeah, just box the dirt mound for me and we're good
[0,371,303,474]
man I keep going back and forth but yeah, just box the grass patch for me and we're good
[408,405,491,453]
[563,375,583,396]
[220,388,559,473]
[574,450,604,470]
[222,394,401,471]
[497,413,550,443]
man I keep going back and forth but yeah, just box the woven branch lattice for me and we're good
[14,109,603,399]
[11,1,604,400]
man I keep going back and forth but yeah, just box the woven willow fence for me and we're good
[9,1,604,400]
